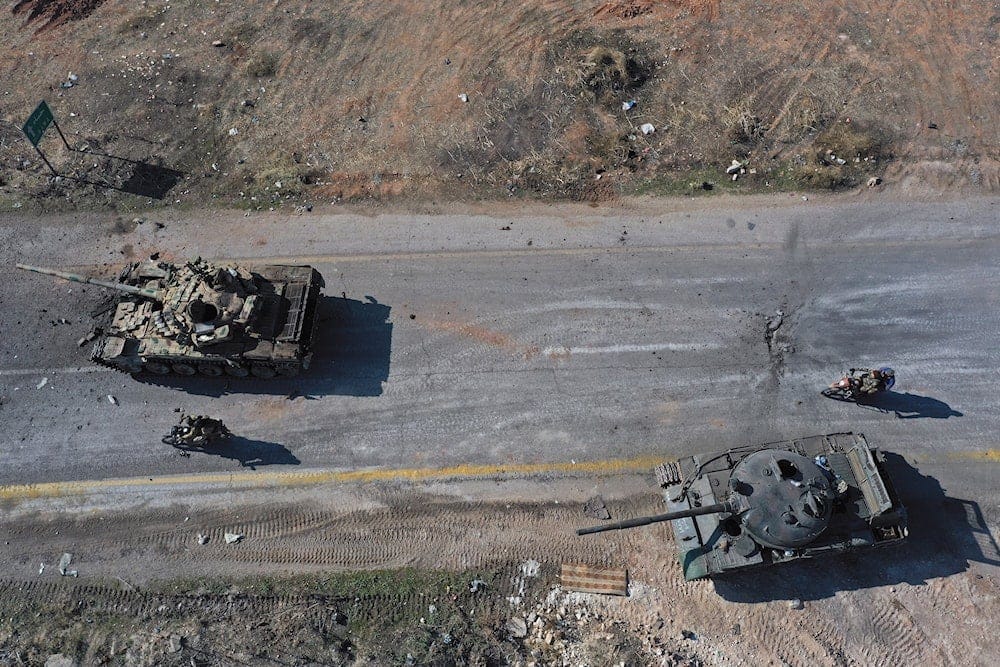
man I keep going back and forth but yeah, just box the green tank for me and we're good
[17,259,324,378]
[578,433,908,580]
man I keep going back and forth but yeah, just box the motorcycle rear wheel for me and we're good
[821,387,856,401]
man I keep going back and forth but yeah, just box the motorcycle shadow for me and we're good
[865,391,963,419]
[171,436,301,469]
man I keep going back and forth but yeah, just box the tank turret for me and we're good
[18,257,324,379]
[577,433,907,580]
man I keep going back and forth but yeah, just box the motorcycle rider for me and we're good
[851,367,895,395]
[170,413,228,446]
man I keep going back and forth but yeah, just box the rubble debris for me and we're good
[521,559,541,577]
[57,552,78,577]
[44,654,77,667]
[168,634,183,653]
[36,377,48,389]
[640,122,656,135]
[224,532,244,544]
[469,578,487,593]
[726,159,744,175]
[197,533,209,545]
[583,495,611,520]
[766,309,784,333]
[228,127,239,136]
[506,616,528,638]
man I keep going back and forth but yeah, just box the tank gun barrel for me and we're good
[16,263,164,300]
[576,501,732,535]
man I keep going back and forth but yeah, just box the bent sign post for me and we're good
[22,101,70,176]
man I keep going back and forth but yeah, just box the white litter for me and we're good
[224,532,244,544]
[458,93,468,103]
[640,123,655,135]
[107,394,118,405]
[228,127,238,136]
[36,377,48,389]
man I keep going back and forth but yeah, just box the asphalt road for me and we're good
[1,195,997,514]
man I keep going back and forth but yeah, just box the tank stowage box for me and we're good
[17,259,324,378]
[578,433,907,580]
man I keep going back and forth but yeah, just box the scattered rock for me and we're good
[168,634,183,653]
[726,159,744,175]
[458,93,469,103]
[521,559,541,577]
[197,533,209,545]
[640,122,655,135]
[107,394,118,405]
[36,377,48,389]
[469,578,487,593]
[224,532,244,544]
[211,40,225,47]
[44,654,78,667]
[867,176,882,187]
[788,598,804,610]
[681,629,697,641]
[507,616,528,638]
[57,552,78,577]
[228,128,239,136]
[583,495,611,520]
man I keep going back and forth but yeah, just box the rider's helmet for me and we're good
[879,367,895,389]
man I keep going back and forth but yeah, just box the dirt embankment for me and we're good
[0,0,997,209]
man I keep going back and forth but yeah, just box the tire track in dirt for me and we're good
[616,525,968,667]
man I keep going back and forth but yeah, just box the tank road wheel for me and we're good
[172,363,197,376]
[198,364,223,377]
[144,361,171,375]
[250,364,277,379]
[225,364,250,378]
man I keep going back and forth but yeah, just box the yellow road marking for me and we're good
[947,449,1000,463]
[0,454,668,500]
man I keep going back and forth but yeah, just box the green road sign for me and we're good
[23,101,54,147]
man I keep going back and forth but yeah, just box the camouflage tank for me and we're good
[578,433,907,580]
[17,259,324,378]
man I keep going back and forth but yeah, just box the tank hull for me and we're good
[89,263,324,378]
[655,433,907,580]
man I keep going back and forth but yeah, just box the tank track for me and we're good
[654,461,684,487]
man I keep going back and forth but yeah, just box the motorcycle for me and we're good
[821,367,895,401]
[162,415,232,449]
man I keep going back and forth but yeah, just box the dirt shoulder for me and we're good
[1,0,997,212]
[1,472,997,666]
